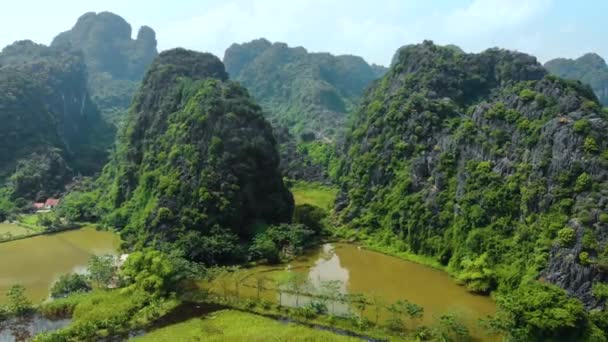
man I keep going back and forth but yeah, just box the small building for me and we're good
[33,203,45,210]
[44,198,60,209]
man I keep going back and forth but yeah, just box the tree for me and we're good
[486,282,586,341]
[87,254,116,289]
[50,273,91,298]
[120,250,184,297]
[6,284,31,315]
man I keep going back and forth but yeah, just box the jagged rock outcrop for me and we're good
[96,49,294,263]
[336,41,608,310]
[545,53,608,106]
[51,12,158,125]
[0,40,113,199]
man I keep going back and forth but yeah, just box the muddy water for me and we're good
[224,243,497,341]
[0,228,120,303]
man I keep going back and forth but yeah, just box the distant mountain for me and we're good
[0,40,113,201]
[224,38,387,141]
[545,53,608,106]
[51,12,158,125]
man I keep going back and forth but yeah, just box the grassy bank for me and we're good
[131,309,361,342]
[290,181,338,210]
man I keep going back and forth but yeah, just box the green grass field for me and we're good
[0,222,35,237]
[290,182,338,210]
[131,309,358,341]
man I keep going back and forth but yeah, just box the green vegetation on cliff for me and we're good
[0,40,113,202]
[335,41,608,341]
[71,49,294,263]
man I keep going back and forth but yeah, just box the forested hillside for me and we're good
[51,12,158,126]
[0,40,113,204]
[545,53,608,106]
[83,49,294,263]
[335,41,608,340]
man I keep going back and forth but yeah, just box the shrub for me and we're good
[574,173,592,193]
[579,251,590,265]
[519,89,537,102]
[51,273,92,299]
[6,284,31,316]
[599,213,608,224]
[584,137,598,154]
[557,227,576,247]
[573,119,591,135]
[592,282,608,300]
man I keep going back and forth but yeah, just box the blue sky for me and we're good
[0,0,605,66]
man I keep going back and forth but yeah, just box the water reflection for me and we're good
[229,243,497,341]
[0,315,70,342]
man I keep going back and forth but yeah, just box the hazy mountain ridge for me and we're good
[545,53,608,106]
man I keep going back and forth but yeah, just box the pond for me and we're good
[0,228,120,303]
[211,243,497,341]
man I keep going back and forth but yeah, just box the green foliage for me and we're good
[592,282,608,300]
[557,227,576,247]
[119,250,184,297]
[574,172,592,192]
[487,282,586,341]
[520,88,538,102]
[335,42,608,340]
[574,119,591,135]
[579,251,590,265]
[51,273,92,299]
[6,284,31,315]
[88,50,293,264]
[0,41,114,199]
[249,224,316,263]
[457,253,496,293]
[584,137,599,154]
[87,255,116,289]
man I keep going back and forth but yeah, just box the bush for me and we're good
[519,89,537,102]
[584,137,598,154]
[6,284,31,316]
[557,227,576,247]
[574,173,592,193]
[592,282,608,300]
[51,273,92,299]
[579,251,590,265]
[573,119,591,135]
[600,213,608,224]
